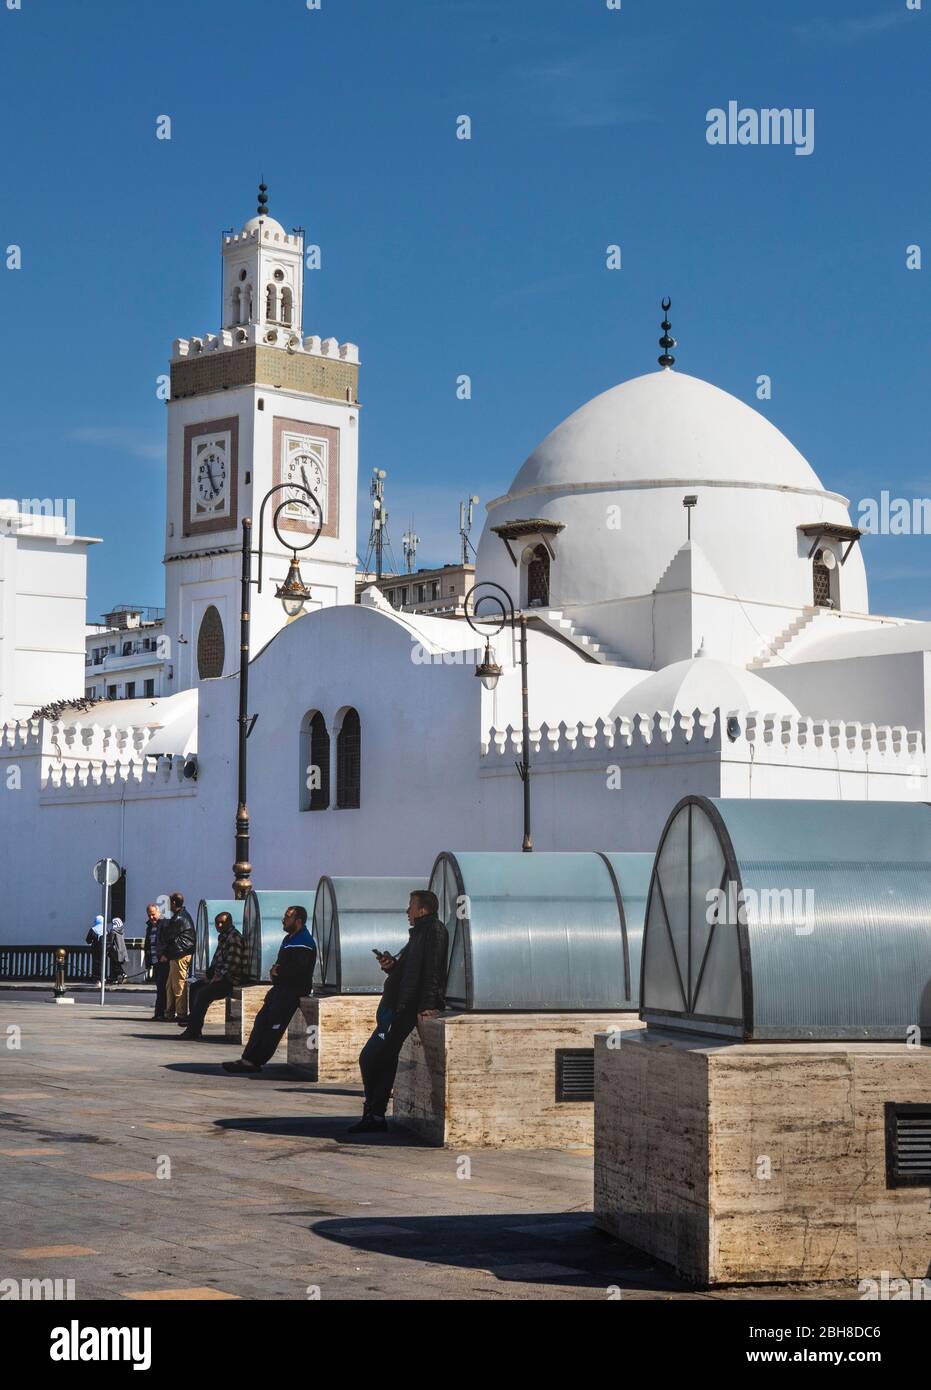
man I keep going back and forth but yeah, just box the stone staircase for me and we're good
[533,609,627,665]
[747,606,820,670]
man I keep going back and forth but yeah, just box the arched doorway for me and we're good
[526,544,550,607]
[812,550,835,608]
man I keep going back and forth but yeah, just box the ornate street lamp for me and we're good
[464,580,533,852]
[233,483,323,898]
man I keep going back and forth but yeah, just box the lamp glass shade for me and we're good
[276,556,312,617]
[475,639,502,691]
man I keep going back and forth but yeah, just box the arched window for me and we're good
[336,708,361,809]
[197,606,225,679]
[245,284,253,321]
[266,283,278,322]
[527,544,550,607]
[280,286,293,327]
[300,710,330,811]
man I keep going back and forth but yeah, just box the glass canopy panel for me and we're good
[655,806,690,991]
[246,890,317,981]
[439,852,626,1010]
[641,881,687,1012]
[688,805,727,1008]
[319,877,418,993]
[195,899,244,976]
[314,879,336,989]
[600,852,654,1007]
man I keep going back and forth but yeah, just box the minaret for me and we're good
[221,182,305,335]
[163,186,361,691]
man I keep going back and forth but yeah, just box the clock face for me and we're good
[196,450,228,507]
[284,445,327,526]
[189,431,232,523]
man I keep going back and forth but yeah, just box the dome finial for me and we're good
[257,178,269,218]
[658,296,676,369]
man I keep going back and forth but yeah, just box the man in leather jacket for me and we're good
[163,892,195,1023]
[349,889,447,1134]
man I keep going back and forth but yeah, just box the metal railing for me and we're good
[0,940,146,982]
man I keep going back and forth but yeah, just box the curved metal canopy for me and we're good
[641,796,931,1040]
[242,889,317,983]
[314,876,420,993]
[195,899,244,976]
[429,850,652,1011]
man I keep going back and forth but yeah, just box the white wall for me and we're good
[0,525,95,722]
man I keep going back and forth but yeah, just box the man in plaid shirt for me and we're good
[176,911,247,1041]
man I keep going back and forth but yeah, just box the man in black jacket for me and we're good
[148,904,171,1020]
[163,892,195,1023]
[349,890,447,1134]
[223,905,316,1074]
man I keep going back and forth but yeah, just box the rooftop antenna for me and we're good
[362,469,398,582]
[683,493,698,540]
[459,495,480,566]
[658,297,676,369]
[402,522,419,573]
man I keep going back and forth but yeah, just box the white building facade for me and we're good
[0,206,927,943]
[0,503,99,724]
[85,606,168,702]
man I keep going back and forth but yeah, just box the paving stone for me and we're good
[0,997,860,1302]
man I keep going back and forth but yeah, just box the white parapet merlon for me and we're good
[481,706,927,800]
[171,328,360,364]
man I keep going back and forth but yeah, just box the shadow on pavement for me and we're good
[213,1113,433,1147]
[311,1212,687,1291]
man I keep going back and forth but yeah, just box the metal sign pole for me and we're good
[100,859,111,1006]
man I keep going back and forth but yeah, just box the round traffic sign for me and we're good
[93,858,121,887]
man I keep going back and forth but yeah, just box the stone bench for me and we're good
[392,1011,643,1148]
[287,994,379,1082]
[593,1028,931,1286]
[221,984,270,1046]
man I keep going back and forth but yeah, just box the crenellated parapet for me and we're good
[45,719,154,765]
[0,718,43,754]
[481,707,926,772]
[172,327,360,365]
[42,753,194,795]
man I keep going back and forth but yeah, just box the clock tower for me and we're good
[163,184,360,690]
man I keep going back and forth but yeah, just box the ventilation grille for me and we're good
[885,1103,931,1188]
[555,1048,595,1103]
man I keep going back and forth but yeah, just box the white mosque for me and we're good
[1,192,928,943]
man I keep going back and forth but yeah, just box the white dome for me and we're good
[615,655,800,720]
[476,365,868,662]
[242,214,287,236]
[509,369,822,497]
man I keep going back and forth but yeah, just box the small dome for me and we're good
[241,214,287,237]
[615,655,800,720]
[509,369,822,496]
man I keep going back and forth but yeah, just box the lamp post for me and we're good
[233,484,322,899]
[464,581,533,852]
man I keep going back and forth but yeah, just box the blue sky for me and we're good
[1,0,929,617]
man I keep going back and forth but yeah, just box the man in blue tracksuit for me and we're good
[222,905,316,1074]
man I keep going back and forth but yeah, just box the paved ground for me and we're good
[0,990,856,1302]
